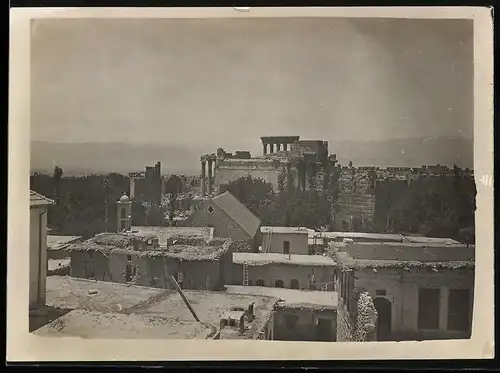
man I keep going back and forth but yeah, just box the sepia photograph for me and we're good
[8,7,494,362]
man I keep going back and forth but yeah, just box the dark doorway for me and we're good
[373,297,392,341]
[283,241,290,255]
[315,318,333,341]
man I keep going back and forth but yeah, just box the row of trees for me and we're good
[30,167,165,238]
[374,175,476,241]
[31,166,476,242]
[219,173,476,242]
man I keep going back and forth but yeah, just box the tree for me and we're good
[220,176,332,230]
[146,205,165,226]
[53,166,63,204]
[164,175,184,195]
[219,176,274,215]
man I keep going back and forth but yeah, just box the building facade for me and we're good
[331,240,475,341]
[29,190,55,310]
[261,226,309,254]
[231,252,336,291]
[226,285,338,341]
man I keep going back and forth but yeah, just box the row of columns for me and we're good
[200,154,216,197]
[263,142,290,155]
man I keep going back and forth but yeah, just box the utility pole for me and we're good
[104,178,109,232]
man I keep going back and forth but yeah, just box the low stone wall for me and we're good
[335,275,378,342]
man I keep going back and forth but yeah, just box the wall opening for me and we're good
[315,318,333,341]
[283,241,290,255]
[275,279,284,288]
[447,289,471,332]
[290,279,299,289]
[284,314,298,330]
[373,297,392,341]
[418,288,440,330]
[256,279,265,287]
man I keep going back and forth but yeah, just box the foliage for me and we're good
[30,169,148,238]
[219,177,332,230]
[164,175,184,195]
[221,171,476,240]
[219,176,275,215]
[373,170,476,242]
[146,205,166,226]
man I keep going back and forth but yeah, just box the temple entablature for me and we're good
[260,136,300,155]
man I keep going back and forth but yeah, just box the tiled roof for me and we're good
[212,191,261,238]
[30,190,55,207]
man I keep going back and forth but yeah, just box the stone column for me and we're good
[129,177,136,199]
[263,143,268,155]
[208,159,213,195]
[277,142,281,152]
[201,158,206,197]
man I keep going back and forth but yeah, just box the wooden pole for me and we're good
[162,257,200,322]
[170,275,201,322]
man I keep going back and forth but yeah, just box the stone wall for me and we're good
[333,165,475,231]
[215,160,283,190]
[335,271,378,342]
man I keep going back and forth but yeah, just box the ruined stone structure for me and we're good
[128,161,163,205]
[199,136,339,198]
[199,136,475,231]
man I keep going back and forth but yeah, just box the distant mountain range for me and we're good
[30,136,473,176]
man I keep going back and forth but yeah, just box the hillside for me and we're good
[30,136,473,176]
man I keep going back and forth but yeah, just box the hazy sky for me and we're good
[31,17,473,154]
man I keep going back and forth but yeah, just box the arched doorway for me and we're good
[373,297,392,341]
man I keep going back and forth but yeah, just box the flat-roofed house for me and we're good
[67,233,233,291]
[260,226,309,255]
[226,285,339,341]
[186,191,261,250]
[231,252,337,291]
[29,190,55,310]
[331,238,475,341]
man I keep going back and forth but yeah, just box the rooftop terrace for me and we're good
[47,235,82,251]
[226,286,338,311]
[261,226,309,235]
[67,233,231,261]
[34,310,215,339]
[130,226,214,246]
[233,252,336,267]
[329,240,475,269]
[39,276,277,340]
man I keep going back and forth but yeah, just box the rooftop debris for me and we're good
[338,259,474,270]
[67,233,232,261]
